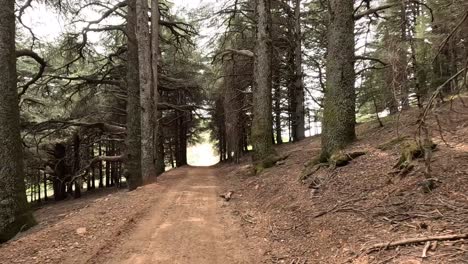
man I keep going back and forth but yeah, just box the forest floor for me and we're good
[0,167,256,264]
[0,97,468,264]
[220,97,468,264]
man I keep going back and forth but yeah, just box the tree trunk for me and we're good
[136,0,157,180]
[251,0,275,169]
[151,0,162,176]
[72,134,81,199]
[320,0,356,161]
[123,0,143,188]
[176,111,188,167]
[0,0,36,242]
[155,110,165,175]
[292,0,305,141]
[43,172,48,201]
[110,142,117,187]
[86,142,91,190]
[105,143,111,187]
[398,1,409,110]
[98,143,104,188]
[272,51,283,145]
[36,172,41,202]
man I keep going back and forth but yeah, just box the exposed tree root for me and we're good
[299,151,366,182]
[392,139,437,177]
[255,153,290,174]
[329,151,366,168]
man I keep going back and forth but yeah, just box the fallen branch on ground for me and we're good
[366,233,468,253]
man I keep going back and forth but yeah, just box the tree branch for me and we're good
[354,4,396,20]
[16,49,47,96]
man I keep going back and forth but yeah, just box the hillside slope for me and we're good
[221,97,468,264]
[0,98,466,264]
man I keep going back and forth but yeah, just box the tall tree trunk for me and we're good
[272,50,283,145]
[43,172,48,201]
[398,1,409,110]
[105,143,111,187]
[251,0,275,169]
[176,111,188,167]
[36,172,41,202]
[98,143,104,188]
[155,110,165,175]
[0,0,35,242]
[125,0,142,190]
[52,144,67,200]
[72,134,81,199]
[320,0,356,161]
[85,140,91,190]
[136,0,156,180]
[151,0,162,176]
[292,0,305,141]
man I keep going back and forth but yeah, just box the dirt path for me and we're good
[98,167,253,264]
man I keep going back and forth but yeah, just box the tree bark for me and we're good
[398,0,409,110]
[155,110,165,175]
[72,134,81,199]
[292,0,305,141]
[251,0,275,169]
[52,144,67,201]
[151,0,162,176]
[98,143,104,188]
[136,0,157,180]
[0,0,36,242]
[105,143,111,187]
[125,0,143,189]
[273,62,282,145]
[43,172,48,201]
[320,0,356,161]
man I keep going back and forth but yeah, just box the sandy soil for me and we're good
[0,167,255,264]
[96,167,254,264]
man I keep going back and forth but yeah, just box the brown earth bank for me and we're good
[0,98,467,264]
[220,98,468,264]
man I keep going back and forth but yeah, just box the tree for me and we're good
[292,0,305,141]
[320,0,356,161]
[136,0,157,180]
[125,0,143,190]
[251,0,275,170]
[0,0,36,242]
[151,0,161,175]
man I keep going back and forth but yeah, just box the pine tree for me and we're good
[320,0,356,161]
[0,0,36,242]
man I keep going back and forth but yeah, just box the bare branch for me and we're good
[16,49,47,96]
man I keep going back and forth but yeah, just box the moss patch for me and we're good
[378,136,410,151]
[300,151,366,182]
[329,151,366,168]
[254,153,289,175]
[394,139,437,173]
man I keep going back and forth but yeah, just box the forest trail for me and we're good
[98,167,252,264]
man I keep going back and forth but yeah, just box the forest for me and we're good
[0,0,467,263]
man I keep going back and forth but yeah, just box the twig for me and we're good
[433,11,468,64]
[241,214,256,224]
[422,241,431,258]
[313,197,365,218]
[366,233,468,253]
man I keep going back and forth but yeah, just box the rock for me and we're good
[76,227,87,235]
